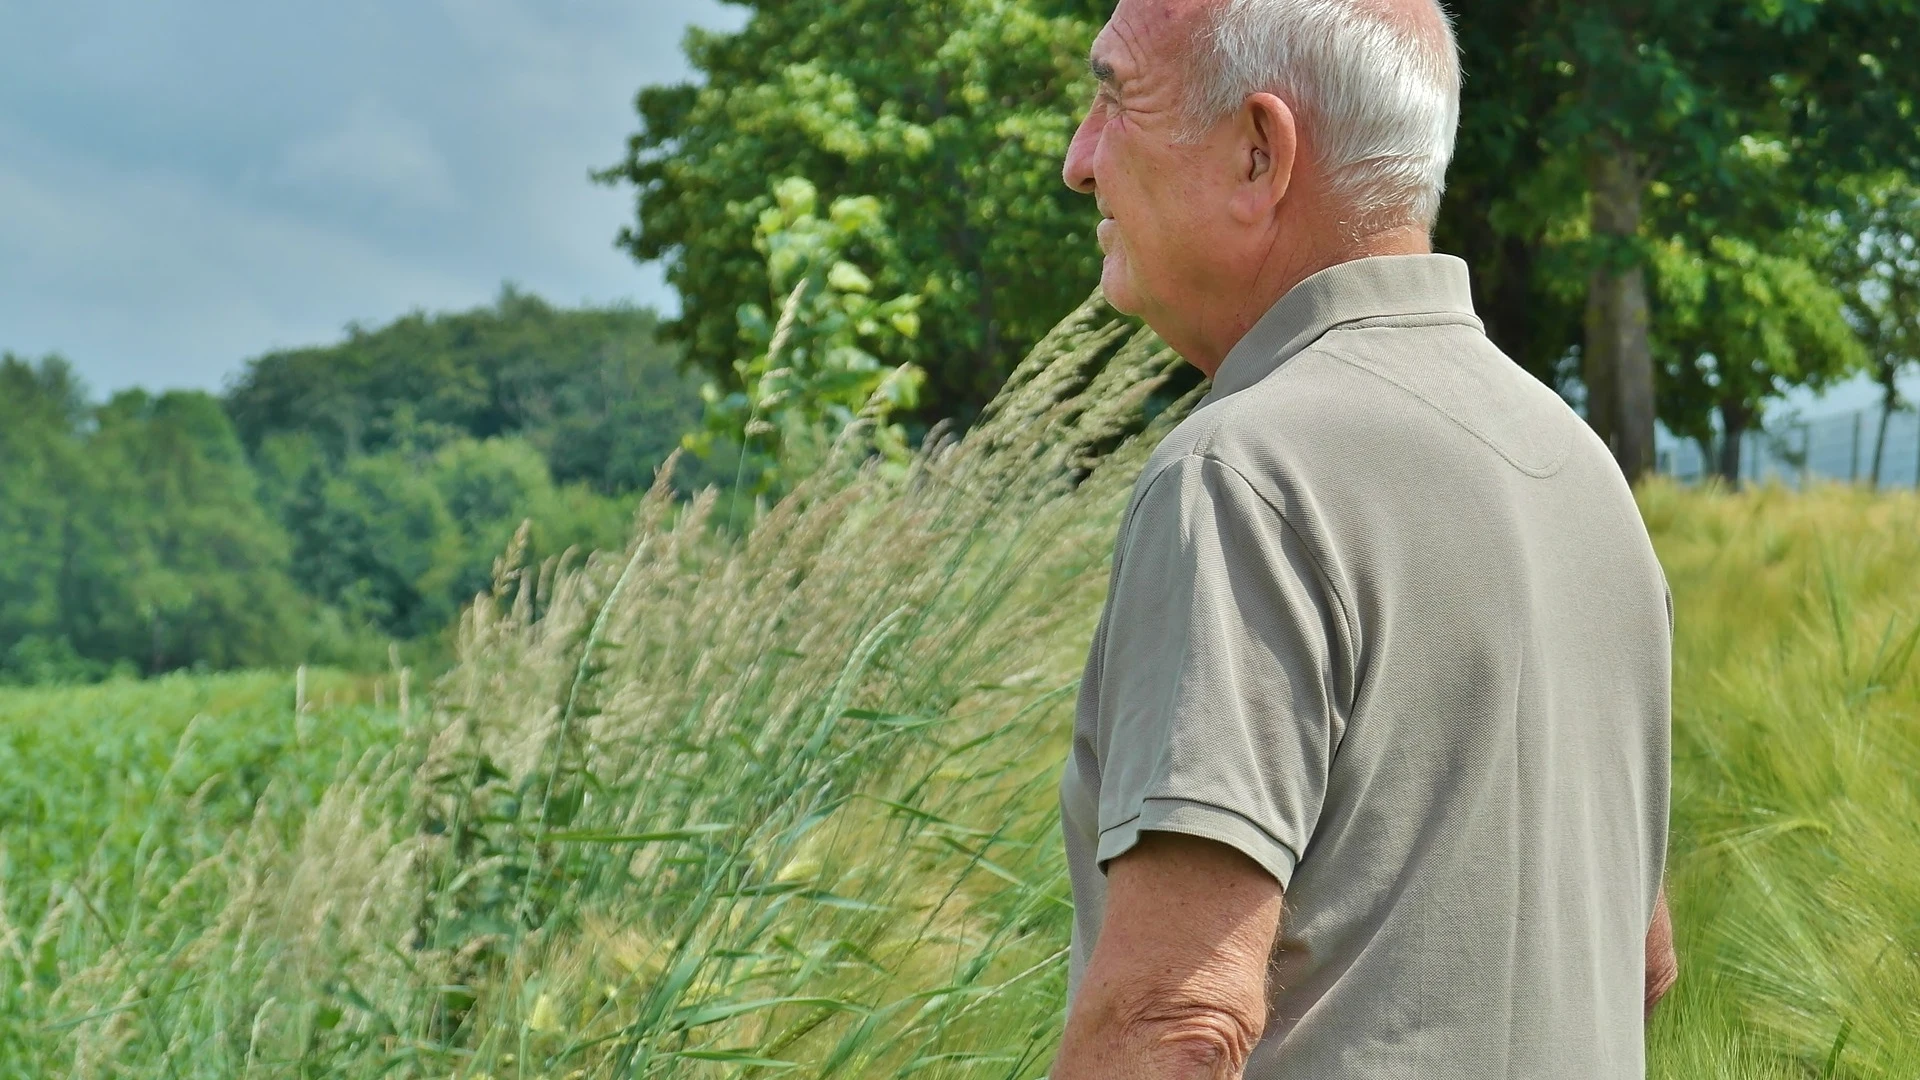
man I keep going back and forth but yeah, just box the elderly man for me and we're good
[1052,0,1677,1077]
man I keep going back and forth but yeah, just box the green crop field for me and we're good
[4,323,1918,1078]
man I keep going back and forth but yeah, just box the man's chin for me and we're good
[1099,259,1144,316]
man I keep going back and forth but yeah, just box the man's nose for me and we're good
[1062,111,1099,195]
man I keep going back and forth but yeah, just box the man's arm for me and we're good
[1052,832,1283,1080]
[1645,884,1677,1018]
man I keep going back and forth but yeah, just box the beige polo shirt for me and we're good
[1061,254,1671,1078]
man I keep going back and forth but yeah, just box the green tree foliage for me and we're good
[430,437,630,601]
[631,0,1920,470]
[432,437,556,547]
[602,0,1103,425]
[210,291,706,659]
[4,291,689,683]
[0,357,95,681]
[290,453,468,642]
[82,390,313,673]
[286,437,634,644]
[224,287,706,493]
[1653,233,1865,483]
[1440,0,1920,479]
[0,357,312,681]
[1826,174,1920,486]
[688,177,927,497]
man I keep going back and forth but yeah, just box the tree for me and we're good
[432,438,554,544]
[290,454,466,641]
[83,391,311,673]
[224,289,705,494]
[1652,234,1864,484]
[283,438,633,644]
[430,437,563,602]
[1,370,313,680]
[428,437,634,590]
[5,293,691,680]
[0,356,97,679]
[1434,101,1588,393]
[686,176,926,499]
[1826,175,1920,487]
[602,0,1103,427]
[1442,0,1920,480]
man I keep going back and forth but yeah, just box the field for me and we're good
[4,317,1919,1078]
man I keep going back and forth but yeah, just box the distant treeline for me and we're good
[0,289,706,684]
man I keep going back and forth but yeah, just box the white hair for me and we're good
[1183,0,1461,232]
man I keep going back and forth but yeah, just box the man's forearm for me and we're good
[1050,833,1280,1080]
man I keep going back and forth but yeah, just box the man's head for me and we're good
[1062,0,1460,371]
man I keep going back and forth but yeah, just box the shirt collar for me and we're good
[1200,253,1482,406]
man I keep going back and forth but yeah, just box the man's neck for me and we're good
[1177,225,1434,378]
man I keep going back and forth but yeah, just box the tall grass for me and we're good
[3,301,1918,1077]
[1643,482,1920,1078]
[0,670,406,1073]
[3,298,1185,1078]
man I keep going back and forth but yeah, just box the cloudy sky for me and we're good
[0,0,747,393]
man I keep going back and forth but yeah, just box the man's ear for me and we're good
[1228,92,1295,225]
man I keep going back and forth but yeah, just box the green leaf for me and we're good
[670,995,868,1032]
[671,1049,801,1068]
[542,824,734,843]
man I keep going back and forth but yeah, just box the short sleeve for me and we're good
[1089,452,1344,889]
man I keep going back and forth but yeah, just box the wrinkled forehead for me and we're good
[1090,0,1215,81]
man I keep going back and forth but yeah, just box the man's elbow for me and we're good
[1148,1013,1262,1075]
[1645,949,1678,1019]
[1121,997,1265,1077]
[1645,885,1678,1019]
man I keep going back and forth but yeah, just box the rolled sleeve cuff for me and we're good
[1096,797,1301,889]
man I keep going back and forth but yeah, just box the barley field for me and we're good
[4,305,1918,1078]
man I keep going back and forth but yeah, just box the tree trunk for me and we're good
[1583,136,1656,482]
[1716,397,1752,489]
[1869,365,1900,489]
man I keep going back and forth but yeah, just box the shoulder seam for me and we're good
[1110,451,1197,574]
[1177,451,1360,689]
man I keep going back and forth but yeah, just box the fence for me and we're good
[1656,404,1920,489]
